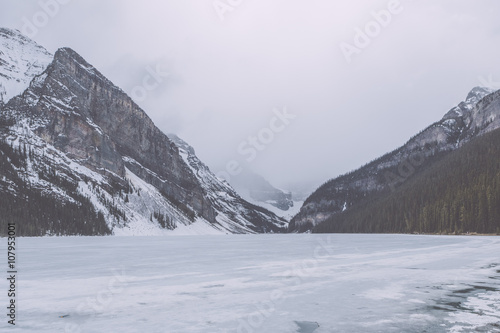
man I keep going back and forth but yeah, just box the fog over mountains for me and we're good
[290,87,500,234]
[0,28,286,236]
[1,27,500,236]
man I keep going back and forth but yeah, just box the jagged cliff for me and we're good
[0,28,286,235]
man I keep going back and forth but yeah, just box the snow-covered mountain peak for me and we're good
[291,85,500,232]
[442,86,496,121]
[0,29,287,235]
[0,27,53,105]
[466,86,494,104]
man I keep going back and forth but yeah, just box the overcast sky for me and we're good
[2,0,500,192]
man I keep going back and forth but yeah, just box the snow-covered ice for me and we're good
[1,234,499,332]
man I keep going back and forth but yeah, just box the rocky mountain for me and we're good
[167,134,287,232]
[228,169,295,212]
[231,171,293,211]
[314,125,500,234]
[289,87,500,232]
[0,28,286,236]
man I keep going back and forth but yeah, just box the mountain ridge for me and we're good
[0,28,286,236]
[314,125,500,234]
[289,86,499,232]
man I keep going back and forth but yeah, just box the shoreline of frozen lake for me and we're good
[1,234,499,332]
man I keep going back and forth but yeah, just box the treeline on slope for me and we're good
[314,128,500,235]
[0,138,111,236]
[303,137,448,208]
[151,210,175,230]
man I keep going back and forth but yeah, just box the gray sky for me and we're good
[2,0,500,191]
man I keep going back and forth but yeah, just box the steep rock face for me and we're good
[461,88,500,141]
[168,135,287,233]
[5,47,215,223]
[0,28,287,234]
[290,87,499,232]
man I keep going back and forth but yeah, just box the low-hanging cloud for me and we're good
[2,0,500,192]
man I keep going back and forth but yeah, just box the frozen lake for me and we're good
[2,234,500,332]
